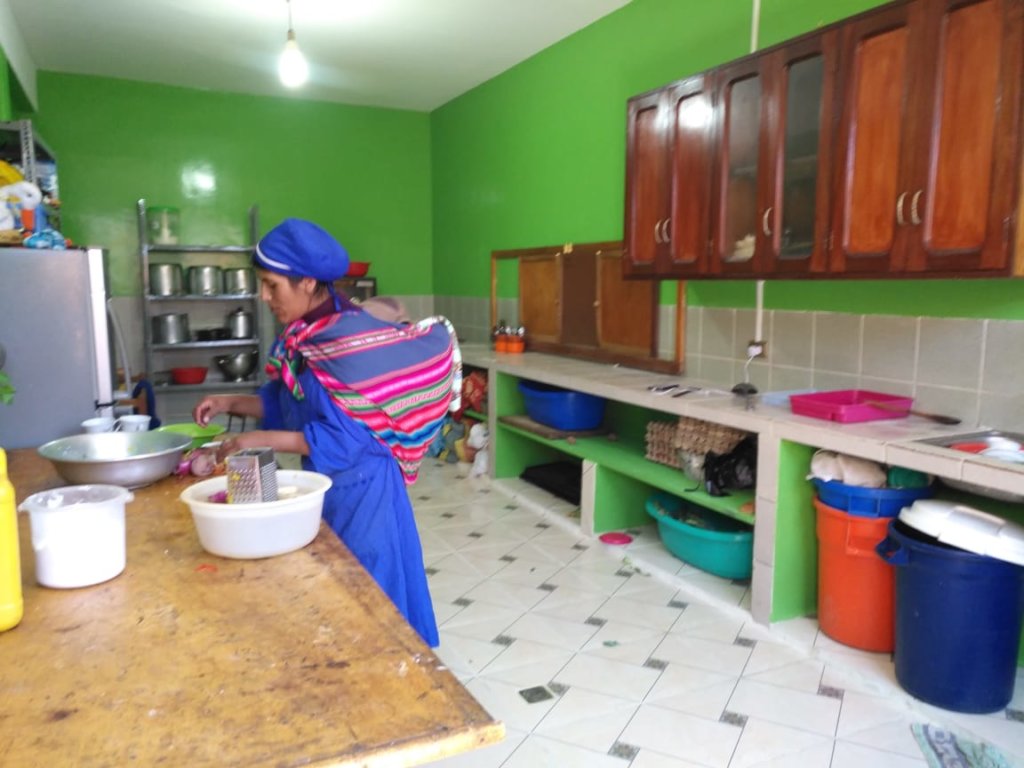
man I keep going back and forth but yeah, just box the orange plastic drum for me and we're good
[815,497,895,652]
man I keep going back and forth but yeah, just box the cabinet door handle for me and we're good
[896,192,907,226]
[910,190,922,226]
[761,207,773,237]
[661,217,671,245]
[653,219,664,244]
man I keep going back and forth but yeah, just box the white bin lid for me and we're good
[899,499,1024,566]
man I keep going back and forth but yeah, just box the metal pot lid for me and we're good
[899,499,1024,566]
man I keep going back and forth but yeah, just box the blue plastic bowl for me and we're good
[518,380,606,431]
[645,492,753,579]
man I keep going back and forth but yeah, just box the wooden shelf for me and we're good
[497,420,755,525]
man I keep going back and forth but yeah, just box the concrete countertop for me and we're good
[461,345,1024,500]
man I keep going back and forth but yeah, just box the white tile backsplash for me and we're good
[917,317,984,390]
[685,308,1024,432]
[434,295,1024,431]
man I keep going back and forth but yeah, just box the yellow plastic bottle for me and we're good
[0,448,23,632]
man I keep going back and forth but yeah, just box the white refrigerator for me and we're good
[0,247,116,449]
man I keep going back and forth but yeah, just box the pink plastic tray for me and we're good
[789,390,913,423]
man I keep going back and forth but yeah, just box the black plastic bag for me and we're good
[703,435,757,496]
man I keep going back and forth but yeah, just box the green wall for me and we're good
[32,72,432,296]
[431,0,751,297]
[7,0,1024,318]
[430,0,1024,319]
[0,49,11,121]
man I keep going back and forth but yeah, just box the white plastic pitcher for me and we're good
[18,485,133,588]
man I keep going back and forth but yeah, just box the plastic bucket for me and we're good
[812,478,933,517]
[815,498,894,651]
[18,485,133,588]
[877,519,1024,713]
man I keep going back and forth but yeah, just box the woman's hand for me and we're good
[193,395,227,427]
[214,430,310,463]
[215,432,251,463]
[192,394,264,427]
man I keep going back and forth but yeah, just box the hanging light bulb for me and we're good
[278,0,309,88]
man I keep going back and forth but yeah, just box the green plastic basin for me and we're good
[156,423,226,450]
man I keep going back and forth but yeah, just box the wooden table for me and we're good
[0,449,503,767]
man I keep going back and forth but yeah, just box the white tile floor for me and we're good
[411,462,1024,768]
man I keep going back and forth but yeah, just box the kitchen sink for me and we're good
[913,429,1024,503]
[913,429,1024,450]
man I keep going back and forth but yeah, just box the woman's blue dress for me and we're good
[258,368,440,647]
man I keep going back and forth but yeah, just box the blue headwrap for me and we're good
[254,219,350,282]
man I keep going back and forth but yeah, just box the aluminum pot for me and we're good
[226,307,253,339]
[187,265,223,296]
[152,312,190,345]
[223,268,255,295]
[149,263,183,296]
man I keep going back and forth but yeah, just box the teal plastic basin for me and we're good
[645,492,753,579]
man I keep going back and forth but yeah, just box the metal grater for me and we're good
[226,447,278,503]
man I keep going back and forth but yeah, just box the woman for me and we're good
[193,218,458,647]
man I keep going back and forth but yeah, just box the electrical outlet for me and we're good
[747,340,766,360]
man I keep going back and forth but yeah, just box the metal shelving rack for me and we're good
[0,119,56,189]
[136,199,267,399]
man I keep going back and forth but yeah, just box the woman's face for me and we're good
[257,269,318,325]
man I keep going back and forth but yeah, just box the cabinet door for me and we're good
[664,74,714,276]
[623,90,671,277]
[562,249,599,348]
[831,2,922,274]
[902,0,1023,274]
[761,33,838,275]
[518,253,562,344]
[711,59,766,275]
[596,246,657,355]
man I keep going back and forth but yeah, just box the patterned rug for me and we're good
[912,724,1013,768]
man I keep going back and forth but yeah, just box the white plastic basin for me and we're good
[179,470,332,559]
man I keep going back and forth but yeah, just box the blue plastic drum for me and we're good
[877,519,1024,713]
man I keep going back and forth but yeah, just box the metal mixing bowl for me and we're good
[216,351,258,382]
[38,431,193,488]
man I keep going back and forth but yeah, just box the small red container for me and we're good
[950,442,988,454]
[789,390,913,423]
[345,261,370,277]
[171,367,208,385]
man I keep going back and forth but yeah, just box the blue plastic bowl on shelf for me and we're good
[645,492,753,579]
[517,380,606,431]
[812,478,934,518]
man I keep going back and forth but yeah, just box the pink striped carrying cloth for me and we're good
[266,311,462,483]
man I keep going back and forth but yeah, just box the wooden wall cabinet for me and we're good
[623,0,1023,280]
[832,0,1023,276]
[624,75,714,278]
[492,241,684,373]
[747,33,837,277]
